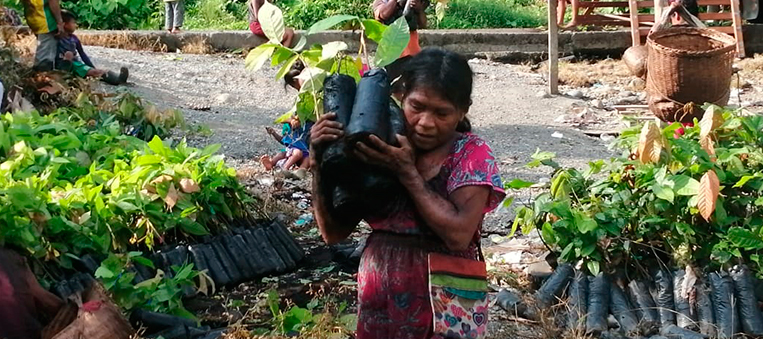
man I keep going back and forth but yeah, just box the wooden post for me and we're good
[628,0,640,46]
[729,0,746,57]
[548,0,559,95]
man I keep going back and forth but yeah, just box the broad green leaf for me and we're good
[275,54,299,80]
[673,175,700,196]
[293,35,307,51]
[245,44,277,71]
[541,222,556,244]
[527,149,558,168]
[180,220,209,236]
[132,256,155,269]
[652,184,675,203]
[258,1,285,43]
[550,171,571,200]
[727,227,763,250]
[95,266,115,279]
[361,19,387,42]
[734,174,761,188]
[147,136,166,156]
[587,261,601,276]
[306,15,359,35]
[297,68,328,94]
[321,41,348,61]
[271,46,296,66]
[116,201,139,212]
[574,212,598,234]
[435,0,449,21]
[506,178,535,190]
[373,16,410,69]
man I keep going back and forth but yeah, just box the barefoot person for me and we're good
[310,48,504,338]
[164,0,185,33]
[261,116,311,172]
[248,0,295,47]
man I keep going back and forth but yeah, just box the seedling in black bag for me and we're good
[345,69,393,152]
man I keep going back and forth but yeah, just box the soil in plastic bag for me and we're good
[568,270,589,331]
[345,69,392,148]
[661,324,708,339]
[535,263,574,308]
[653,269,676,328]
[387,100,406,146]
[694,278,716,337]
[709,272,740,339]
[611,281,640,335]
[628,280,660,335]
[323,74,357,126]
[672,269,697,330]
[730,265,763,336]
[586,273,610,335]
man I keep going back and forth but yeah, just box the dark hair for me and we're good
[284,59,305,90]
[400,48,473,132]
[61,9,77,23]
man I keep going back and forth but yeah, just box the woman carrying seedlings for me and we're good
[309,48,505,338]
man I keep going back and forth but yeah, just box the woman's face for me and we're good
[402,86,466,151]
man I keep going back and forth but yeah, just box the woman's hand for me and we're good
[354,134,418,180]
[309,113,344,169]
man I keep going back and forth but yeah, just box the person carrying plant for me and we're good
[247,0,295,47]
[260,115,312,175]
[373,0,429,86]
[164,0,185,34]
[56,10,129,85]
[20,0,64,71]
[310,48,505,338]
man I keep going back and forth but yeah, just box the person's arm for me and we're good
[373,0,399,22]
[47,0,64,34]
[355,135,491,251]
[415,5,427,28]
[309,113,362,244]
[73,35,95,67]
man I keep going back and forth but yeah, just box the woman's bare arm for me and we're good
[400,171,491,251]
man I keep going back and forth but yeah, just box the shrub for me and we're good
[184,0,248,30]
[283,0,372,30]
[436,0,546,29]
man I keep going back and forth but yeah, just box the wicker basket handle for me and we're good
[649,3,707,35]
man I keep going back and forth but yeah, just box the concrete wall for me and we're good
[71,25,763,61]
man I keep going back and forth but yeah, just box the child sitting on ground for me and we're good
[56,10,129,85]
[260,116,312,174]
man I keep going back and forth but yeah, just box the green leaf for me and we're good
[574,212,597,234]
[271,46,296,66]
[652,184,675,203]
[95,266,115,279]
[180,221,209,236]
[361,19,387,42]
[560,243,575,261]
[587,261,601,276]
[435,0,449,21]
[306,15,359,35]
[245,44,277,71]
[673,175,700,196]
[727,227,763,250]
[147,136,166,156]
[131,256,155,269]
[550,171,571,200]
[506,179,535,190]
[540,222,556,244]
[373,16,410,68]
[527,150,558,168]
[275,54,299,80]
[258,1,285,43]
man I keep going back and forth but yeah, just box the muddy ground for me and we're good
[84,46,763,338]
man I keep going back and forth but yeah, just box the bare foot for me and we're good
[171,28,182,34]
[260,155,274,170]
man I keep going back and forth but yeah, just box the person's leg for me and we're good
[34,33,57,71]
[282,148,303,170]
[165,2,174,32]
[261,152,286,170]
[173,0,184,32]
[282,27,295,48]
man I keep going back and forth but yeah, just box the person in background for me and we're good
[164,0,184,34]
[248,0,295,47]
[260,116,312,175]
[21,0,64,71]
[373,0,429,88]
[309,48,504,339]
[56,10,129,85]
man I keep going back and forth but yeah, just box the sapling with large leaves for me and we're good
[245,1,410,124]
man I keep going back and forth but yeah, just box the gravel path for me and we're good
[87,46,614,233]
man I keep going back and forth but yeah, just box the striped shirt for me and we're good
[22,0,57,34]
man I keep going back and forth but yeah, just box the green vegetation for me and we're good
[434,0,547,29]
[3,0,547,30]
[511,106,763,277]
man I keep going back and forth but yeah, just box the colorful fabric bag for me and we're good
[428,252,489,339]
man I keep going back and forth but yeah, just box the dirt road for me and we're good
[88,46,613,233]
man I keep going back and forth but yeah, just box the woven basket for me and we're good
[646,27,736,123]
